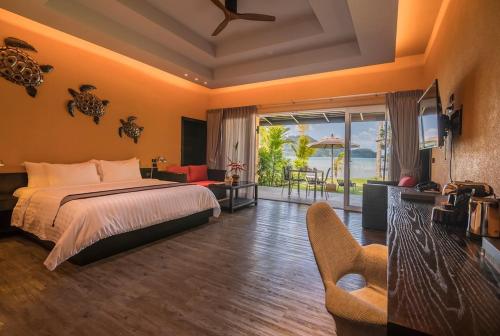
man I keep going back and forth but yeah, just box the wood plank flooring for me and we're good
[0,200,385,336]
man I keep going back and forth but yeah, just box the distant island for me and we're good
[284,135,376,158]
[350,148,376,158]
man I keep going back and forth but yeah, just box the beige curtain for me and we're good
[390,142,401,181]
[386,90,423,180]
[206,109,224,169]
[221,106,257,193]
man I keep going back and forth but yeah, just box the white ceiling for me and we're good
[0,0,398,88]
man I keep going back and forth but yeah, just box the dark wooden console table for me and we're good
[387,187,499,336]
[210,181,257,213]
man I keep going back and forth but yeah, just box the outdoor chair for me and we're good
[280,166,292,195]
[305,169,321,197]
[281,166,304,196]
[306,168,331,199]
[337,179,357,191]
[292,168,307,196]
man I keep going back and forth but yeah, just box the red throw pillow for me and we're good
[189,165,208,182]
[398,176,418,187]
[165,165,189,176]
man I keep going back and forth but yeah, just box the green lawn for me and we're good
[325,177,377,195]
[258,177,382,195]
[330,178,374,195]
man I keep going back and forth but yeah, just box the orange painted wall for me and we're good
[426,0,500,191]
[3,0,499,191]
[208,56,427,109]
[0,9,210,170]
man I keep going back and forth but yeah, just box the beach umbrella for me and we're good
[308,134,359,179]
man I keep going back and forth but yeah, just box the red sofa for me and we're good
[152,165,226,199]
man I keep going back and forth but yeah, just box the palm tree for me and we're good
[258,126,289,186]
[292,135,316,169]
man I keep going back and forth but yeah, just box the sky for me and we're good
[286,121,383,151]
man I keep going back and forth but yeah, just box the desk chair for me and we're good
[306,202,388,336]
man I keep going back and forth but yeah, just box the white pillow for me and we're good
[45,162,101,187]
[90,158,139,181]
[24,162,49,188]
[99,158,142,182]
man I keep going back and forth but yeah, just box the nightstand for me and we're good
[0,194,17,235]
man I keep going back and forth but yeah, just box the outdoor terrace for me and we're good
[259,184,362,209]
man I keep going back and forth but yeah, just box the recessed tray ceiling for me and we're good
[0,0,398,88]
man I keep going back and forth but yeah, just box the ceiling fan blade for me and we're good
[236,13,276,22]
[212,18,230,36]
[210,0,227,12]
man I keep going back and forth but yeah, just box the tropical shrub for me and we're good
[258,126,290,186]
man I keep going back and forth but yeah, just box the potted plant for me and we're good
[227,142,246,185]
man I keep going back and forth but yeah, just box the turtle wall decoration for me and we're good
[119,116,144,144]
[0,37,54,97]
[67,85,109,124]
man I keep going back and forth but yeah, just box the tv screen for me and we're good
[418,79,444,149]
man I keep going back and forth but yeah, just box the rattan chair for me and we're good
[306,202,388,335]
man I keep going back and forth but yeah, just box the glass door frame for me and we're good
[343,105,388,212]
[343,112,356,211]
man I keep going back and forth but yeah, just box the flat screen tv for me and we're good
[418,79,445,149]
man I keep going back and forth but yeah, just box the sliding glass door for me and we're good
[344,106,389,211]
[255,106,389,212]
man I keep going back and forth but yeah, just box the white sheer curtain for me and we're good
[221,106,257,186]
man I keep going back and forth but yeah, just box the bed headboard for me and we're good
[0,172,28,195]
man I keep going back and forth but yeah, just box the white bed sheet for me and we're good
[12,179,220,270]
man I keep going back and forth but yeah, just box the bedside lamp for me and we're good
[0,160,4,167]
[150,156,167,178]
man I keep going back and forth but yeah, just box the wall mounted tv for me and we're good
[418,79,446,149]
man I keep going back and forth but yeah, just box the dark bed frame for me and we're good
[0,169,213,266]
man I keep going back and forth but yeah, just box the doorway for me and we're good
[181,117,207,165]
[256,106,390,212]
[344,106,389,211]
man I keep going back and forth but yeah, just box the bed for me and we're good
[3,164,220,270]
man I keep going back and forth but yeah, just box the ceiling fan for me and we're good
[210,0,276,36]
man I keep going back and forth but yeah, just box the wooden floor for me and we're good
[0,200,385,336]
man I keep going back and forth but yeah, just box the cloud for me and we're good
[352,125,379,150]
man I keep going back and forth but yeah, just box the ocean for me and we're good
[286,156,379,179]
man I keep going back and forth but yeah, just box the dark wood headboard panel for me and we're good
[0,172,28,195]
